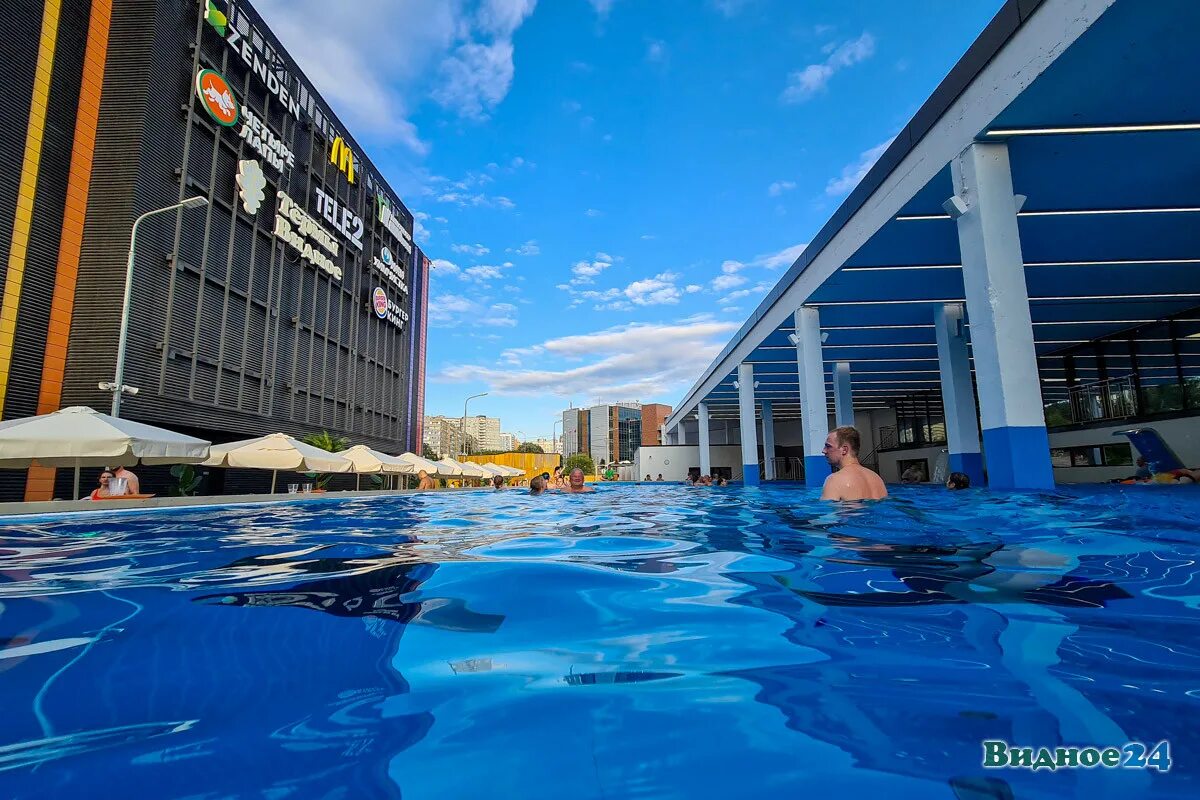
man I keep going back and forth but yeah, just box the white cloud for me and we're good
[569,253,614,284]
[428,292,477,326]
[507,240,540,256]
[481,301,519,327]
[781,32,875,104]
[436,191,517,210]
[640,234,656,240]
[825,136,895,196]
[685,284,702,293]
[436,318,740,399]
[451,242,491,256]
[430,258,460,277]
[432,1,538,120]
[712,274,746,291]
[588,0,615,20]
[626,272,682,306]
[710,0,754,16]
[562,99,582,113]
[585,208,603,218]
[757,242,808,270]
[646,40,667,63]
[464,264,504,281]
[768,180,797,197]
[721,259,745,274]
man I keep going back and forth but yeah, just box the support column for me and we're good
[935,303,984,487]
[795,306,832,487]
[698,402,711,477]
[761,400,776,480]
[833,362,854,428]
[677,422,687,445]
[950,141,1052,490]
[737,363,760,485]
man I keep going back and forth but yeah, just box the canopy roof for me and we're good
[669,0,1200,428]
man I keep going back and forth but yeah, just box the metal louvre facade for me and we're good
[3,0,427,499]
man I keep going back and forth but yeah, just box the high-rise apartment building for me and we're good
[423,416,463,459]
[462,415,502,452]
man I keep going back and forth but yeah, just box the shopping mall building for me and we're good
[0,0,430,499]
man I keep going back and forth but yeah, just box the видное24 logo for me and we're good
[983,740,1171,772]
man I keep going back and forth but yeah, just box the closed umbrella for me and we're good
[0,406,210,498]
[203,433,351,493]
[335,445,413,490]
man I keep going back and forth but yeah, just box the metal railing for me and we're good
[1069,375,1138,423]
[766,457,804,481]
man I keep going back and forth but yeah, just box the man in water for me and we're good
[417,470,435,490]
[529,476,546,495]
[566,467,594,493]
[819,426,888,501]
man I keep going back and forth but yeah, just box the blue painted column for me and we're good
[935,303,985,486]
[950,142,1053,489]
[833,362,854,428]
[795,306,832,487]
[737,363,760,485]
[698,402,711,477]
[761,400,776,480]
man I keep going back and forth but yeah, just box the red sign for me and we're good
[195,68,239,127]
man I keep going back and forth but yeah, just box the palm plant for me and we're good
[301,430,349,489]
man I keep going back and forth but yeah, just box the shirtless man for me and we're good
[417,470,436,490]
[819,426,888,501]
[565,467,594,493]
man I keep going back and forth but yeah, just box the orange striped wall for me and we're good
[25,0,113,501]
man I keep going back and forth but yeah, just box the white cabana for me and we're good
[434,457,465,476]
[0,406,211,498]
[335,445,413,490]
[478,463,508,477]
[203,433,352,493]
[455,460,490,479]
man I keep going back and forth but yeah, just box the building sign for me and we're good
[329,137,356,184]
[371,285,408,329]
[312,187,362,251]
[274,192,342,280]
[195,68,239,127]
[238,106,294,171]
[376,194,413,254]
[372,246,407,293]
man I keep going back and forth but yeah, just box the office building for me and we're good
[640,404,671,446]
[2,0,429,499]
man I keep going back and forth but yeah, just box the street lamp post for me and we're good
[461,392,488,457]
[552,418,562,456]
[106,196,208,417]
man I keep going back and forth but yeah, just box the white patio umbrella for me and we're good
[478,463,507,477]
[447,458,489,486]
[335,445,413,490]
[0,406,211,498]
[202,433,352,493]
[396,452,454,480]
[499,464,526,477]
[434,457,465,476]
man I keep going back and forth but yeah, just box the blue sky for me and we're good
[257,0,1003,442]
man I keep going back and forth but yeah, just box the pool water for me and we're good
[1,485,1197,798]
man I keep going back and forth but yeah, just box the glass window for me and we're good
[1102,443,1133,467]
[1050,448,1072,467]
[1070,448,1096,467]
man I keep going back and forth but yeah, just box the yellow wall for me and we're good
[463,452,561,477]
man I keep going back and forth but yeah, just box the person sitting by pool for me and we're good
[1134,457,1152,480]
[900,464,925,484]
[87,470,114,500]
[655,474,663,481]
[417,470,435,490]
[566,467,594,493]
[529,476,546,495]
[946,471,970,490]
[492,475,505,490]
[820,426,888,502]
[645,474,652,481]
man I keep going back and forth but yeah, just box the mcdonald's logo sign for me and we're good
[329,136,356,184]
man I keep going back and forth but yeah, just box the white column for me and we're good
[761,400,776,480]
[737,363,760,485]
[833,362,854,428]
[949,141,1052,489]
[698,402,711,477]
[677,422,687,445]
[795,306,831,487]
[935,303,984,486]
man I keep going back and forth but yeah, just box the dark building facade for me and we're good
[0,0,429,500]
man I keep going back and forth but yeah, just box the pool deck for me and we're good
[0,488,467,519]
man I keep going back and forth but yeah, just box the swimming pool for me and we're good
[1,485,1196,798]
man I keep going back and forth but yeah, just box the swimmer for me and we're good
[819,426,888,501]
[566,467,594,493]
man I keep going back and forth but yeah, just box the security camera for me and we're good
[122,386,140,396]
[787,333,800,346]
